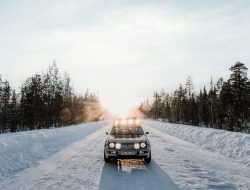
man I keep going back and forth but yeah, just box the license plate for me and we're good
[119,151,137,156]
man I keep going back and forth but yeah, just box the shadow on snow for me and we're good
[98,159,179,190]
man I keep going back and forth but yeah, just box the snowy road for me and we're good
[0,121,249,190]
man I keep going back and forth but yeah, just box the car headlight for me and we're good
[140,142,146,148]
[115,143,121,149]
[109,142,115,149]
[134,143,140,149]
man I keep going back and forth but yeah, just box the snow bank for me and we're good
[143,120,250,166]
[0,121,107,180]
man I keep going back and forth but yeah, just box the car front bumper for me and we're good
[105,148,151,159]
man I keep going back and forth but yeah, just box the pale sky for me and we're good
[1,0,250,115]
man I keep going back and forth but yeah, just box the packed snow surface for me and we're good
[0,120,249,189]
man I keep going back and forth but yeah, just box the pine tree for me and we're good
[185,76,194,99]
[9,90,18,132]
[227,62,249,131]
[1,81,11,132]
[185,76,194,124]
[62,72,73,109]
[0,76,3,133]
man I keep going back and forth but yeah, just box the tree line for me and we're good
[0,62,107,133]
[139,62,250,133]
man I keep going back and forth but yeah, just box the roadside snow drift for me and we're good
[143,120,250,166]
[0,121,107,180]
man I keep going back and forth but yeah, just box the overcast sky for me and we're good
[1,0,250,115]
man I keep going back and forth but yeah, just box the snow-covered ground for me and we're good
[0,120,249,190]
[0,121,108,180]
[143,121,250,189]
[143,120,250,166]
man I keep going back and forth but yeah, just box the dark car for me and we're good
[104,118,151,164]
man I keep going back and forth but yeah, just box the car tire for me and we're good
[144,152,151,164]
[104,151,111,163]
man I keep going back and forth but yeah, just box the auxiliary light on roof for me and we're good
[114,118,140,126]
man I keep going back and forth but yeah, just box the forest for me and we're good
[1,62,250,134]
[0,63,107,133]
[139,62,250,133]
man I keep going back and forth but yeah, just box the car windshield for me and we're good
[110,126,144,137]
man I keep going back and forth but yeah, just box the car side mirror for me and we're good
[105,132,109,135]
[145,132,149,135]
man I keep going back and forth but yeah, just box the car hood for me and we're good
[107,135,148,143]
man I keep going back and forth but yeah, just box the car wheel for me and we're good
[144,152,151,164]
[104,151,111,163]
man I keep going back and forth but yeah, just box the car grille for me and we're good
[121,143,134,149]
